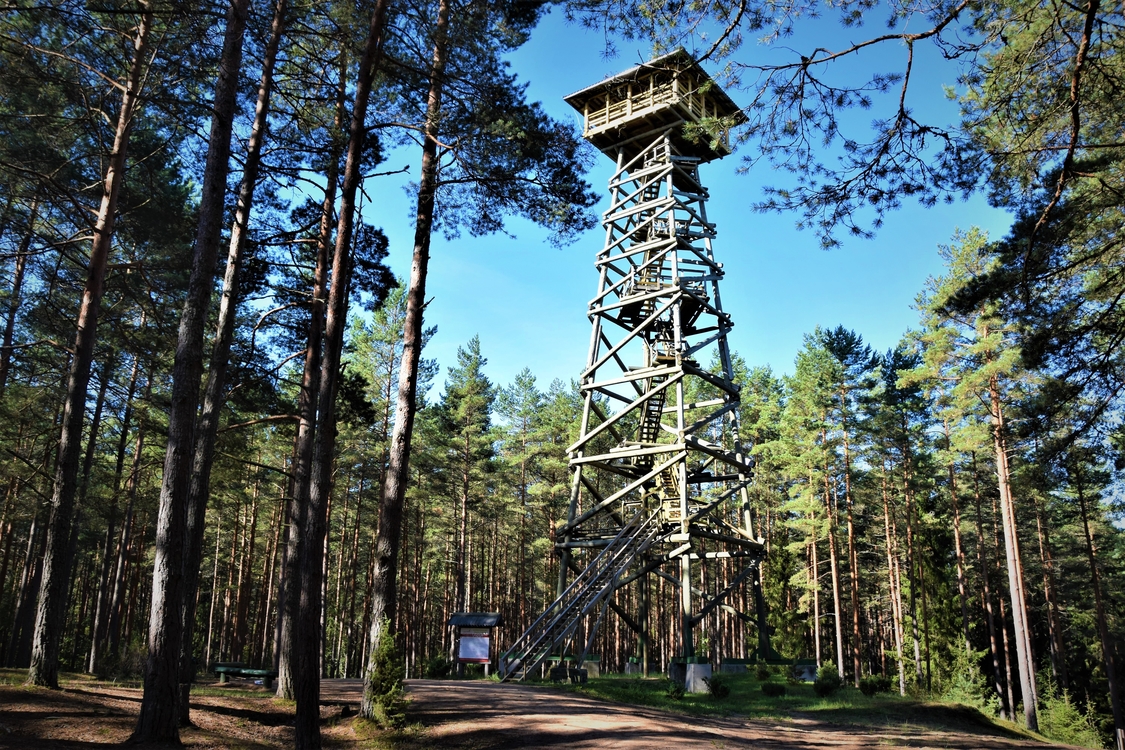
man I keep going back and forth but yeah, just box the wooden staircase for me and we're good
[499,510,663,681]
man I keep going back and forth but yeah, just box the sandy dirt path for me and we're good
[396,679,1081,750]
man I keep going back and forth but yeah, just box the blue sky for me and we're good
[360,8,1014,394]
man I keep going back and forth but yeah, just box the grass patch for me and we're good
[190,684,276,699]
[561,673,1028,739]
[351,718,433,749]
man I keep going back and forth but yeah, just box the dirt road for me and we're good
[400,679,1079,750]
[0,677,1081,749]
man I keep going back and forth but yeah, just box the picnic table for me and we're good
[211,661,278,689]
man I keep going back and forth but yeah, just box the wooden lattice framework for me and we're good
[554,50,772,667]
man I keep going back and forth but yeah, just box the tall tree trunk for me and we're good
[821,468,844,678]
[60,353,115,667]
[177,0,285,723]
[0,198,36,398]
[946,448,971,655]
[1033,494,1065,688]
[989,375,1037,730]
[293,0,391,740]
[134,0,249,738]
[810,538,821,667]
[26,9,152,687]
[107,375,148,662]
[277,50,346,699]
[881,465,906,695]
[1073,462,1125,750]
[973,454,1007,717]
[7,505,42,666]
[903,459,923,685]
[839,401,862,685]
[88,353,141,673]
[358,0,444,719]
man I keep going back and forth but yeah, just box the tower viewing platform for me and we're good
[563,48,746,164]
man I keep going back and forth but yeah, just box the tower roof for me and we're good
[564,48,746,163]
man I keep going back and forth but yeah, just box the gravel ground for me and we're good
[0,677,1085,750]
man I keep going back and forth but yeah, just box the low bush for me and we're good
[364,619,407,729]
[814,663,843,697]
[704,674,731,700]
[859,675,893,696]
[755,664,772,681]
[665,680,685,700]
[1037,675,1105,749]
[761,682,787,698]
[423,655,451,679]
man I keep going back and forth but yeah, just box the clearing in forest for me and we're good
[0,671,1086,749]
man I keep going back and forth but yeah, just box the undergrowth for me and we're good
[563,671,1028,739]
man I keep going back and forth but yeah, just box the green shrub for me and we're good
[814,663,843,697]
[99,641,147,681]
[761,682,787,697]
[423,655,451,679]
[704,674,730,700]
[665,680,685,700]
[940,648,998,716]
[859,675,893,696]
[1037,675,1105,749]
[755,664,772,681]
[363,619,407,729]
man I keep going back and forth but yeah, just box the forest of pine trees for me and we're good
[1,1,1123,749]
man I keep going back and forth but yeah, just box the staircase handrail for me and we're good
[500,508,661,680]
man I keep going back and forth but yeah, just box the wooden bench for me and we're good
[211,662,278,689]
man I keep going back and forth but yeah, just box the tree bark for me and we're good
[26,8,152,688]
[989,375,1037,730]
[359,0,447,719]
[0,198,36,399]
[7,504,42,667]
[1073,461,1125,750]
[1033,494,1065,688]
[107,393,146,662]
[293,0,392,742]
[822,468,844,678]
[88,353,140,673]
[972,454,1007,717]
[134,0,249,738]
[177,0,285,723]
[881,464,906,695]
[839,399,862,685]
[277,48,346,700]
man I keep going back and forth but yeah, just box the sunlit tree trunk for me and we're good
[134,0,250,737]
[293,0,392,741]
[177,0,286,723]
[989,375,1037,730]
[972,455,1007,718]
[881,466,906,695]
[277,49,346,700]
[360,0,446,718]
[1073,462,1124,750]
[27,7,153,688]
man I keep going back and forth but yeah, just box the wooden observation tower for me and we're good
[501,49,772,690]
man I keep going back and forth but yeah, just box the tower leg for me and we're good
[753,565,774,661]
[680,553,694,658]
[639,572,649,677]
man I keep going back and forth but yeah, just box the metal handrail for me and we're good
[500,509,662,680]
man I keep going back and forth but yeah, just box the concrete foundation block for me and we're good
[685,663,712,694]
[668,661,685,684]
